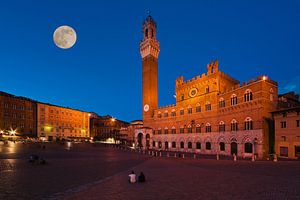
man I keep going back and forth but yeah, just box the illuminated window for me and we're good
[157,113,162,118]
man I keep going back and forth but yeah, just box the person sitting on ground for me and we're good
[138,172,146,183]
[128,171,136,183]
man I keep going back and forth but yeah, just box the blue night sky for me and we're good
[0,0,299,122]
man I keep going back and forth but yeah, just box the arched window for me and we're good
[145,28,148,38]
[158,141,162,148]
[270,88,274,102]
[158,128,162,135]
[231,94,238,106]
[171,127,176,134]
[219,142,225,151]
[244,117,253,130]
[157,112,162,118]
[196,124,201,133]
[187,106,192,114]
[188,125,192,133]
[180,127,184,134]
[206,123,212,133]
[172,141,176,148]
[244,89,253,102]
[164,127,168,134]
[206,142,211,150]
[219,121,225,132]
[171,109,176,117]
[219,98,225,108]
[152,141,156,147]
[188,142,192,149]
[205,86,209,93]
[231,119,238,131]
[180,108,184,115]
[164,111,168,118]
[196,103,201,112]
[180,141,184,149]
[196,142,201,149]
[205,102,211,111]
[244,142,253,153]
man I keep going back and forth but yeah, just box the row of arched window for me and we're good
[153,141,253,153]
[157,90,253,118]
[154,117,253,135]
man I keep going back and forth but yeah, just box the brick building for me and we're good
[135,15,278,159]
[0,91,37,137]
[272,92,300,159]
[37,102,90,141]
[90,113,129,143]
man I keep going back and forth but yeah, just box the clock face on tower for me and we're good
[144,104,149,112]
[189,88,198,98]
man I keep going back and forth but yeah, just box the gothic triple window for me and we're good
[244,89,253,102]
[206,123,212,133]
[231,94,238,106]
[219,121,225,132]
[231,119,238,131]
[205,102,211,111]
[219,98,225,108]
[244,117,253,130]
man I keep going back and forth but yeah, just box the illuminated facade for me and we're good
[273,93,300,159]
[90,113,129,142]
[136,15,278,159]
[37,103,90,141]
[0,91,37,137]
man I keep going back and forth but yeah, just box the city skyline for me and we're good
[0,0,299,122]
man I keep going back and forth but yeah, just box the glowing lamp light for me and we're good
[262,76,268,81]
[111,117,116,122]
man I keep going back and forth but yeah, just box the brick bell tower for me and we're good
[140,15,160,122]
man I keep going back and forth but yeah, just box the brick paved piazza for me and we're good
[1,142,300,200]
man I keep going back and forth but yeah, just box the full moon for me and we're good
[53,25,77,49]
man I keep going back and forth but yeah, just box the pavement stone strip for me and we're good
[1,143,300,200]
